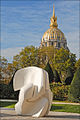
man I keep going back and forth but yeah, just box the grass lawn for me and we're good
[53,100,80,103]
[0,101,16,108]
[0,101,80,114]
[51,104,80,114]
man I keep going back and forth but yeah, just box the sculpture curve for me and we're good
[13,66,52,117]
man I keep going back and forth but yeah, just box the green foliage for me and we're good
[1,47,76,85]
[44,62,54,83]
[39,47,76,83]
[52,48,76,81]
[68,67,80,102]
[13,46,40,70]
[51,104,80,114]
[0,101,16,108]
[5,104,15,108]
[65,67,73,85]
[50,83,70,101]
[0,56,14,84]
[53,70,61,83]
[0,56,8,80]
[0,57,18,98]
[0,47,77,101]
[75,59,80,70]
[38,46,55,68]
[0,83,19,100]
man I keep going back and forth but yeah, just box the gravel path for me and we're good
[0,99,17,102]
[0,109,80,120]
[52,102,80,105]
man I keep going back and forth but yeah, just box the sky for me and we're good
[1,0,80,62]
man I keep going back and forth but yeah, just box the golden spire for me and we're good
[50,5,58,28]
[53,5,55,18]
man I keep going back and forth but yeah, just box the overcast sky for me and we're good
[1,0,79,62]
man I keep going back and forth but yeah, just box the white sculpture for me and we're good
[13,66,52,117]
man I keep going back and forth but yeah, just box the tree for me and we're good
[53,70,61,83]
[0,56,8,78]
[8,70,19,100]
[75,59,80,70]
[38,47,76,83]
[68,67,80,102]
[52,48,76,82]
[44,62,54,83]
[38,46,55,68]
[0,56,15,84]
[65,67,73,85]
[12,46,40,70]
[0,83,19,100]
[0,56,8,83]
[0,70,19,100]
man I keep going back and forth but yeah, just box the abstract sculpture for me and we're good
[13,66,52,117]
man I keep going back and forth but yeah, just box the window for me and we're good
[57,34,60,40]
[54,42,57,47]
[63,43,65,48]
[45,42,47,47]
[52,42,53,46]
[58,42,60,48]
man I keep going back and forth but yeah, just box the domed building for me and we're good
[40,5,68,50]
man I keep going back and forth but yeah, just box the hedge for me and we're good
[50,83,70,101]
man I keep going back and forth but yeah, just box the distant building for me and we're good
[40,5,68,50]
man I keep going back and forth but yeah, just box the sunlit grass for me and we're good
[0,101,16,108]
[51,104,80,114]
[0,101,80,114]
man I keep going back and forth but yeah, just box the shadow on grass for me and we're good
[0,101,16,107]
[50,105,63,111]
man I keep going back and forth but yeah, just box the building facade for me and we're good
[40,5,68,50]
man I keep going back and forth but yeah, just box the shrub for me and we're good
[44,62,54,83]
[68,67,80,102]
[53,70,61,83]
[65,67,73,85]
[50,83,70,101]
[0,83,19,100]
[75,59,80,70]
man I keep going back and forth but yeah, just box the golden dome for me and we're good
[40,5,68,49]
[42,27,66,42]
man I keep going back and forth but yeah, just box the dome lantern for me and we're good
[50,5,58,28]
